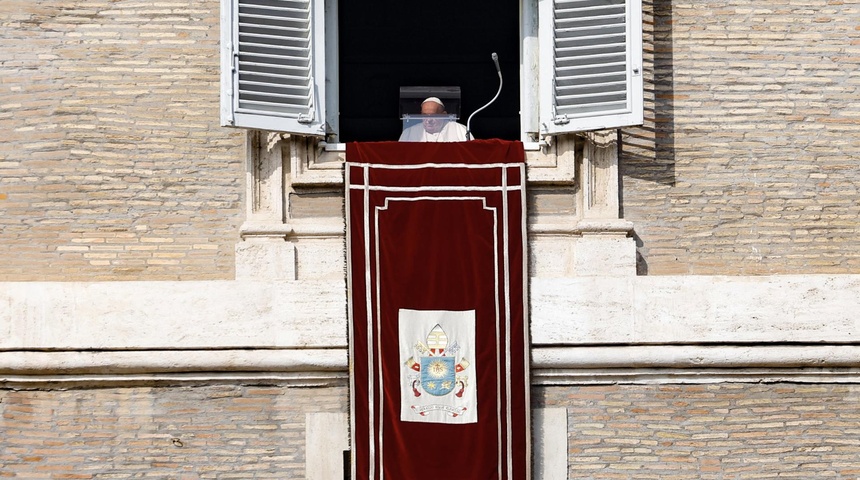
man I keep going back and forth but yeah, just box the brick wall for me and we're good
[4,384,857,478]
[0,384,348,478]
[536,384,860,479]
[623,0,860,274]
[4,0,860,280]
[0,0,244,281]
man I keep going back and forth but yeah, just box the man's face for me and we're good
[420,101,446,134]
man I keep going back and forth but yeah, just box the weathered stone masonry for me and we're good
[2,0,860,478]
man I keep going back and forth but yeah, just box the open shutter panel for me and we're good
[540,0,643,135]
[221,0,326,136]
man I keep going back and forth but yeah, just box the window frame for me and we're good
[220,0,329,136]
[221,0,643,145]
[538,0,643,135]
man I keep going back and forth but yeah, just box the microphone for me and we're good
[466,52,503,141]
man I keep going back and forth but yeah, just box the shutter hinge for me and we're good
[297,114,314,124]
[553,115,570,126]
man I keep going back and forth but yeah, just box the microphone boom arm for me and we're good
[466,52,503,141]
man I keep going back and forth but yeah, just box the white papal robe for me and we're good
[398,121,469,142]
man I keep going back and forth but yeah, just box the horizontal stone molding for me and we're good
[532,368,860,386]
[239,221,633,239]
[2,346,860,388]
[0,372,348,389]
[527,219,635,236]
[533,345,860,369]
[240,219,346,239]
[531,344,860,385]
[0,348,346,375]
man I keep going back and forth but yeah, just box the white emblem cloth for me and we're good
[398,309,477,424]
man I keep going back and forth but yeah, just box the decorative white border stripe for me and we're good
[502,165,513,480]
[371,197,384,476]
[345,164,358,480]
[519,164,532,480]
[375,195,502,477]
[10,345,860,376]
[362,165,377,480]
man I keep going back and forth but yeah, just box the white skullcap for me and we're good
[422,97,445,108]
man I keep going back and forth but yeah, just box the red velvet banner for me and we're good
[346,140,530,480]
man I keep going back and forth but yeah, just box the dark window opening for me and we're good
[338,0,521,142]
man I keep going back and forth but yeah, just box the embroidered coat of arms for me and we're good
[398,309,477,424]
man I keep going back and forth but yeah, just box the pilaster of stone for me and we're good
[236,131,297,280]
[306,412,349,479]
[533,408,568,480]
[573,130,636,276]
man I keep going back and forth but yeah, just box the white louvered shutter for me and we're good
[539,0,643,135]
[221,0,327,136]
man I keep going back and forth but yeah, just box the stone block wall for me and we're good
[0,0,244,281]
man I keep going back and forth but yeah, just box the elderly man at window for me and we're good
[398,97,468,142]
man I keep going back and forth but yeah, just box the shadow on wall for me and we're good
[619,0,676,189]
[619,0,676,276]
[618,0,675,275]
